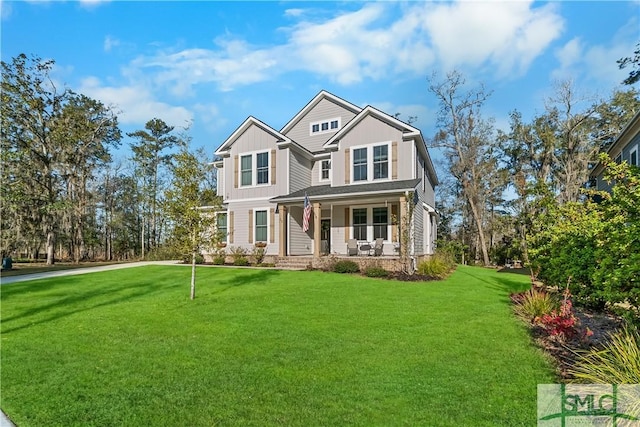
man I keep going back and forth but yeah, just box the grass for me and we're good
[1,265,554,426]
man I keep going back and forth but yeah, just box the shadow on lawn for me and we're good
[455,266,531,295]
[0,273,179,334]
[207,269,283,295]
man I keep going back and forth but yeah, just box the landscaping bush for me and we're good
[251,246,266,265]
[364,266,389,278]
[417,253,455,279]
[228,246,249,266]
[511,288,560,321]
[212,256,225,265]
[333,260,359,274]
[571,327,640,384]
[145,246,183,261]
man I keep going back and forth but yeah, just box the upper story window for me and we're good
[239,151,270,187]
[310,117,341,136]
[353,148,367,181]
[351,142,391,183]
[320,159,331,181]
[630,145,638,167]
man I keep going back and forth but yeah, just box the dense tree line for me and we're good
[431,72,639,267]
[1,54,216,264]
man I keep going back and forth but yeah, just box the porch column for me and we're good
[313,202,321,257]
[278,205,287,256]
[399,196,407,255]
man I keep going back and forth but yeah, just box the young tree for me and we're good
[165,146,219,300]
[428,71,504,266]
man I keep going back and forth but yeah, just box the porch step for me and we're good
[274,256,314,270]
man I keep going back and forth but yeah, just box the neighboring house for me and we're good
[212,90,438,258]
[590,110,640,192]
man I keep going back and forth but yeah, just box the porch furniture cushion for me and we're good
[359,243,372,256]
[347,239,358,256]
[373,238,384,256]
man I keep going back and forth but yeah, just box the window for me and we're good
[239,151,270,187]
[255,210,267,242]
[616,154,623,164]
[373,145,388,179]
[350,142,391,183]
[241,155,252,186]
[373,207,388,240]
[321,160,331,181]
[353,148,368,181]
[631,146,638,166]
[310,117,341,135]
[216,213,227,241]
[353,208,367,241]
[256,152,269,184]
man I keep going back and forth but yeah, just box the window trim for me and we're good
[309,117,341,136]
[350,205,392,242]
[238,150,270,188]
[253,208,270,243]
[349,142,392,184]
[215,212,228,244]
[630,144,638,167]
[319,159,331,182]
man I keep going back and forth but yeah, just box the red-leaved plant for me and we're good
[538,286,578,339]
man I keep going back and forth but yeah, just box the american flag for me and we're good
[302,193,311,232]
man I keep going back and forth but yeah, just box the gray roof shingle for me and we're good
[271,179,421,202]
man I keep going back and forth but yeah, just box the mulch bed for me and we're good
[516,302,624,380]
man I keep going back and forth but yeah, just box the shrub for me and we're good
[333,260,359,274]
[212,255,225,265]
[417,253,455,279]
[233,258,250,267]
[571,327,640,384]
[251,246,266,265]
[511,288,560,321]
[538,288,579,339]
[228,246,248,266]
[145,246,182,261]
[364,266,389,278]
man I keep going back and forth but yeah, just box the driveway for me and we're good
[0,261,183,285]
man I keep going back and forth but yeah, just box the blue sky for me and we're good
[2,1,638,166]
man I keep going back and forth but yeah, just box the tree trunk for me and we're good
[190,248,197,300]
[467,195,490,266]
[46,229,55,265]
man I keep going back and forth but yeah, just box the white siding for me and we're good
[289,151,312,193]
[289,205,312,255]
[225,199,279,255]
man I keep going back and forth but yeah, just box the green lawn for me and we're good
[1,265,554,426]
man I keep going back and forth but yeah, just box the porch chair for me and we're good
[347,239,358,256]
[373,238,384,256]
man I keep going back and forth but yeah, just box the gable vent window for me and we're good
[310,117,341,136]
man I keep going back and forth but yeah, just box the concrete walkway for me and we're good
[0,260,184,285]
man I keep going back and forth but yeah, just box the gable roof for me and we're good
[323,105,439,186]
[214,116,292,157]
[280,90,362,135]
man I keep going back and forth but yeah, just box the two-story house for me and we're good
[212,91,438,260]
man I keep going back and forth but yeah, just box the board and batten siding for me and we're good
[289,151,312,193]
[288,205,312,255]
[332,116,411,187]
[223,124,288,201]
[283,98,358,153]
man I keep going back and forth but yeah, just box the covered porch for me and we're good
[271,179,423,258]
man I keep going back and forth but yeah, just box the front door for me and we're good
[321,219,331,254]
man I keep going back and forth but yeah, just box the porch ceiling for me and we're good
[270,178,420,203]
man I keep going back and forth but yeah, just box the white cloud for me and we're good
[424,1,564,76]
[78,76,192,127]
[108,1,564,93]
[104,35,120,52]
[552,17,637,88]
